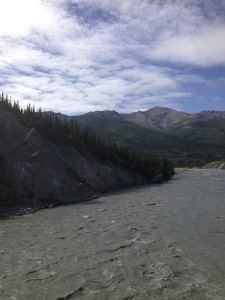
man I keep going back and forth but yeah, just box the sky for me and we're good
[0,0,225,115]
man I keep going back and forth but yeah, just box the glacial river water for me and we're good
[1,169,225,299]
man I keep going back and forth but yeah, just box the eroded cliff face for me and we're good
[0,109,146,207]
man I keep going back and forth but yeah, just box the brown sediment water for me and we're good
[0,169,225,299]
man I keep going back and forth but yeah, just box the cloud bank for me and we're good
[0,0,225,114]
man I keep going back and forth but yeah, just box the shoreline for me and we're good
[0,173,170,219]
[1,168,225,299]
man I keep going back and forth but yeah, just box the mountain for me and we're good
[75,110,187,152]
[122,107,225,146]
[73,107,225,167]
[164,110,225,146]
[193,110,225,121]
[122,107,189,130]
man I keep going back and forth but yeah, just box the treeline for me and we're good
[0,93,174,180]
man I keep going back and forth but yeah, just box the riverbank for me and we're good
[1,169,225,299]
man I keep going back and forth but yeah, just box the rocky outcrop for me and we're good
[54,145,146,192]
[122,107,189,130]
[202,161,225,170]
[0,109,146,207]
[194,110,225,121]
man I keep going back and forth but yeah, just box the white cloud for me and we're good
[175,74,216,87]
[0,0,53,36]
[0,0,225,114]
[150,26,225,66]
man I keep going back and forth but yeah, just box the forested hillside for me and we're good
[0,93,174,209]
[164,118,225,146]
[74,110,225,167]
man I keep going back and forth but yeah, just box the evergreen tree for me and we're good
[0,92,175,181]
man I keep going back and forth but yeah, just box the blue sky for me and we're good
[0,0,225,115]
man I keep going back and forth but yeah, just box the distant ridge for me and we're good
[121,107,189,130]
[75,106,225,132]
[41,106,225,167]
[73,106,225,167]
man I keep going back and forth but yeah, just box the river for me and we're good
[1,169,225,299]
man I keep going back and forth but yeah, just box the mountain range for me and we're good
[73,107,225,167]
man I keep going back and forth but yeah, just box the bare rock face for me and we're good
[122,107,189,130]
[0,109,146,207]
[91,110,123,120]
[122,108,225,131]
[0,110,94,205]
[55,146,146,192]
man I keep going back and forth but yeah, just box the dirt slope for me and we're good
[0,109,146,207]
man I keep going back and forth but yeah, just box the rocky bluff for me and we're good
[0,109,148,208]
